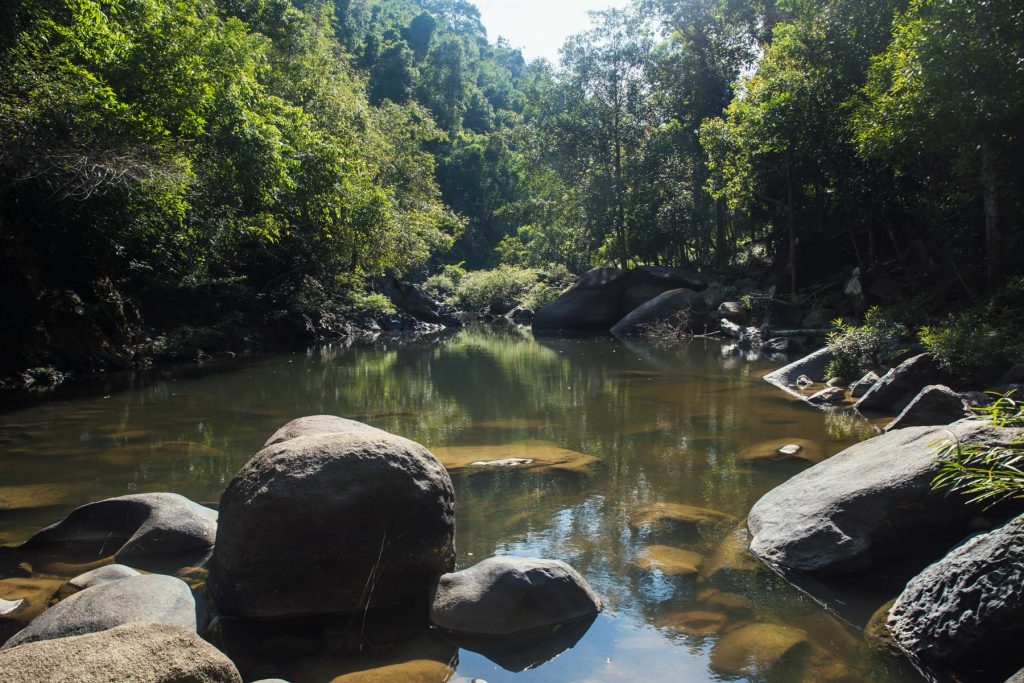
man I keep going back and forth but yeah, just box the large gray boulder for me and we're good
[884,385,969,431]
[17,493,217,570]
[2,574,197,650]
[430,556,602,636]
[209,418,456,619]
[0,623,241,683]
[748,420,1021,575]
[856,353,948,414]
[620,266,708,312]
[610,288,709,337]
[533,268,626,332]
[888,514,1024,682]
[850,371,880,398]
[763,347,834,397]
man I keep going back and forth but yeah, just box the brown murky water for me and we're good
[0,325,920,682]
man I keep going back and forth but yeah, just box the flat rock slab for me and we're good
[888,514,1024,681]
[17,493,217,571]
[2,573,197,650]
[748,420,1022,576]
[430,556,601,637]
[0,623,241,683]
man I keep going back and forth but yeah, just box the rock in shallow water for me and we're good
[747,420,1022,575]
[209,417,455,619]
[888,514,1024,681]
[710,623,810,677]
[883,384,968,431]
[763,348,834,397]
[430,557,601,637]
[636,546,704,576]
[2,574,197,650]
[17,493,217,571]
[0,623,242,683]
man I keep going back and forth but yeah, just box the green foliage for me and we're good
[422,262,467,299]
[342,291,397,316]
[449,266,539,313]
[919,278,1024,381]
[933,393,1024,508]
[825,307,908,379]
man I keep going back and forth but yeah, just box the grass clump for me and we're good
[932,392,1024,508]
[450,266,540,313]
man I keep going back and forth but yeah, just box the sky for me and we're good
[471,0,630,64]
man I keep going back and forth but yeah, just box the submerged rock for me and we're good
[431,440,597,473]
[655,610,727,636]
[429,556,601,637]
[209,418,455,619]
[0,623,242,683]
[888,514,1024,681]
[629,503,735,530]
[738,438,824,465]
[700,525,763,581]
[763,348,834,397]
[883,384,968,431]
[0,577,64,644]
[610,288,710,337]
[17,493,217,571]
[855,353,947,414]
[636,546,704,576]
[2,574,197,650]
[747,420,1022,575]
[710,623,810,678]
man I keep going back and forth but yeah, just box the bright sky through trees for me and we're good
[472,0,629,63]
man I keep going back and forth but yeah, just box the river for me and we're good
[0,324,919,682]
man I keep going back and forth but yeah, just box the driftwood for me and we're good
[768,329,833,337]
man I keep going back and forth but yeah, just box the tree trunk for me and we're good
[613,104,628,272]
[786,154,797,295]
[981,143,1002,289]
[715,198,728,264]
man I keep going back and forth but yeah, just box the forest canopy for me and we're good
[1,0,1022,375]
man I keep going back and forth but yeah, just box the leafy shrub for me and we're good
[450,266,539,313]
[933,393,1024,508]
[423,263,468,300]
[342,291,396,316]
[825,307,908,380]
[919,277,1024,381]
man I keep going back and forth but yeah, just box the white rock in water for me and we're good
[776,444,803,456]
[0,597,25,616]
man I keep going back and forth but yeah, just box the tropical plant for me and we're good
[825,307,908,380]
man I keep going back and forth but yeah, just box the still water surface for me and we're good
[0,325,919,682]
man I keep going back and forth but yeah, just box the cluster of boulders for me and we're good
[746,417,1024,681]
[532,265,713,335]
[0,416,602,681]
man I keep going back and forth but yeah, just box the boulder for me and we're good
[209,420,456,619]
[807,387,845,405]
[610,288,709,337]
[621,265,708,312]
[720,319,763,348]
[747,420,1022,575]
[888,514,1024,682]
[0,623,242,683]
[855,353,947,414]
[1008,669,1024,683]
[376,277,458,326]
[718,301,748,324]
[17,493,217,570]
[429,556,601,637]
[263,414,381,447]
[884,385,968,431]
[826,377,847,388]
[505,305,534,323]
[763,347,834,397]
[2,574,197,650]
[68,564,140,590]
[801,308,837,330]
[532,268,626,332]
[850,371,880,398]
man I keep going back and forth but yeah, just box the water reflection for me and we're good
[0,325,916,681]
